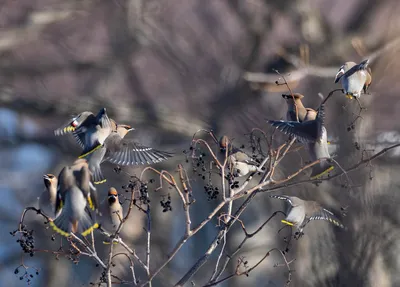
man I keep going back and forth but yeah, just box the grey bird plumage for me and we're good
[334,59,371,99]
[267,105,334,179]
[50,163,98,237]
[219,135,259,177]
[270,195,344,233]
[39,174,58,219]
[54,108,113,157]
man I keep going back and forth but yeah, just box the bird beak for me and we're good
[128,127,135,131]
[43,174,51,181]
[281,219,294,226]
[334,68,344,83]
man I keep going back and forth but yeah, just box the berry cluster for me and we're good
[160,194,172,212]
[14,265,39,285]
[204,183,219,201]
[11,225,35,257]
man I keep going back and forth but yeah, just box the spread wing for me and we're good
[267,105,325,143]
[342,59,370,79]
[104,134,173,166]
[269,195,294,206]
[306,207,344,228]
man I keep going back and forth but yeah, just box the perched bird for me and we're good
[334,59,371,99]
[100,187,124,243]
[219,135,259,177]
[50,164,99,237]
[281,93,307,122]
[267,105,334,179]
[54,108,113,157]
[39,174,58,219]
[270,195,344,233]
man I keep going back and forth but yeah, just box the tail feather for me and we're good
[91,164,106,184]
[50,210,72,237]
[79,210,99,236]
[50,208,98,237]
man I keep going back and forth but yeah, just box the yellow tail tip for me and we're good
[87,196,95,210]
[281,219,294,226]
[81,223,99,237]
[79,144,102,159]
[49,221,71,237]
[103,240,119,245]
[310,166,334,180]
[63,126,75,133]
[94,179,107,184]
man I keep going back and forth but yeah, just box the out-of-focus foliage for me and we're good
[2,0,400,286]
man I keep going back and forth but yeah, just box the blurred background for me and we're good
[2,0,400,286]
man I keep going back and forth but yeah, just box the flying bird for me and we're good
[82,123,173,184]
[267,105,334,179]
[50,164,98,237]
[270,195,344,233]
[54,108,113,157]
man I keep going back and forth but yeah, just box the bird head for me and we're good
[281,93,304,101]
[116,124,135,138]
[219,135,230,151]
[108,187,119,204]
[43,174,57,189]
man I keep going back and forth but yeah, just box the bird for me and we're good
[270,195,345,233]
[70,158,99,211]
[100,187,124,243]
[80,123,173,184]
[267,105,334,179]
[49,164,99,237]
[82,124,134,184]
[334,59,371,99]
[266,105,325,143]
[54,108,113,157]
[281,93,308,122]
[39,174,58,219]
[219,135,260,177]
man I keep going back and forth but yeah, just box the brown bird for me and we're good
[282,93,308,122]
[270,195,345,233]
[334,59,371,99]
[39,174,58,219]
